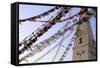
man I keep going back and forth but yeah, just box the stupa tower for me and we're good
[73,9,96,60]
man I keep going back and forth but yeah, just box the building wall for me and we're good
[73,22,96,61]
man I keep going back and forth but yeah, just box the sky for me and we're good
[19,4,96,63]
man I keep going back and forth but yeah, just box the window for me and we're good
[79,37,83,44]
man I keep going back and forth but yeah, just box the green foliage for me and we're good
[76,26,81,37]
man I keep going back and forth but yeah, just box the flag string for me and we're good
[19,7,72,54]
